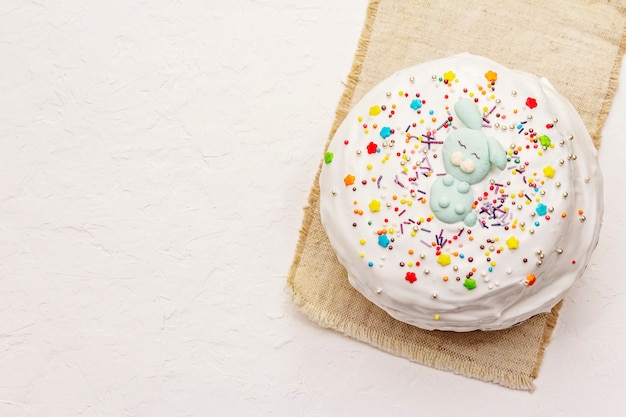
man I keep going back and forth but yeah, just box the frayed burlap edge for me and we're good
[591,20,626,147]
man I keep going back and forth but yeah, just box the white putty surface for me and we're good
[0,1,623,416]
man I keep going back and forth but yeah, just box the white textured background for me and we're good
[0,1,624,416]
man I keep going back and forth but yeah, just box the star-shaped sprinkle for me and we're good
[437,253,451,266]
[443,70,456,82]
[378,234,390,248]
[344,174,355,186]
[366,142,378,154]
[505,236,520,250]
[526,97,538,109]
[410,99,422,110]
[380,126,392,139]
[484,70,498,82]
[369,105,381,116]
[405,272,417,283]
[536,203,548,217]
[525,274,536,286]
[369,199,381,212]
[463,278,477,290]
[543,165,556,178]
[324,152,334,164]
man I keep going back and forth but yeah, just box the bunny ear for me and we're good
[487,136,507,170]
[454,99,483,130]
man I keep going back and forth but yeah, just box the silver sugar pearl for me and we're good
[556,248,564,254]
[386,202,392,207]
[548,206,555,212]
[420,253,426,259]
[527,114,533,120]
[424,268,430,275]
[559,159,565,165]
[553,118,559,123]
[568,135,574,140]
[386,91,392,97]
[453,265,459,271]
[376,288,382,295]
[562,192,569,198]
[496,98,502,104]
[332,190,337,196]
[512,90,518,96]
[410,76,415,82]
[584,176,591,183]
[536,260,543,266]
[431,292,438,299]
[529,228,535,234]
[580,215,587,222]
[555,182,562,188]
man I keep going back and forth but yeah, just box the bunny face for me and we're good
[442,128,499,184]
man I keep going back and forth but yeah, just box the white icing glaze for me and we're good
[319,53,603,331]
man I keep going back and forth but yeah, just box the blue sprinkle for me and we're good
[410,99,422,110]
[378,234,390,248]
[459,254,465,259]
[429,109,434,115]
[535,203,548,216]
[380,126,392,139]
[488,267,493,272]
[534,221,540,227]
[368,261,374,267]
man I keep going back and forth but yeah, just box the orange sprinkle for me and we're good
[561,212,567,218]
[443,276,449,282]
[408,249,414,255]
[578,209,584,215]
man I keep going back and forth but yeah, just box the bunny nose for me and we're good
[450,151,476,173]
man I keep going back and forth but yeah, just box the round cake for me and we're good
[319,53,603,331]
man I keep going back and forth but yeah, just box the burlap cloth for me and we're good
[288,0,626,390]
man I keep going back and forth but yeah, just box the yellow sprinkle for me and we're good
[358,116,363,122]
[360,239,366,245]
[359,253,365,258]
[367,164,373,170]
[434,314,440,321]
[389,228,395,234]
[410,231,416,237]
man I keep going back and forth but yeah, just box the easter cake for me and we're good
[319,53,602,331]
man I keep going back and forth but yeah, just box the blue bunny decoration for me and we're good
[429,99,507,226]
